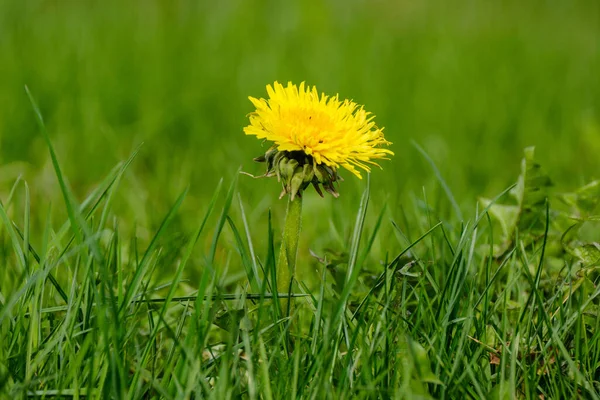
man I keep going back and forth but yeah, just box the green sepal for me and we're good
[251,148,342,199]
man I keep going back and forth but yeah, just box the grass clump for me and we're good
[1,100,599,398]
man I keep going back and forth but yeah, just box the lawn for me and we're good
[1,0,599,398]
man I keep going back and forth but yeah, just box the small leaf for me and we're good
[558,180,600,218]
[571,243,600,267]
[489,353,501,365]
[479,199,519,240]
[398,261,421,278]
[213,309,247,331]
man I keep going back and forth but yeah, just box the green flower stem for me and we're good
[277,194,303,316]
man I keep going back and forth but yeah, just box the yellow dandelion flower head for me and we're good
[244,81,393,179]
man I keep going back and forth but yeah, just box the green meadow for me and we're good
[1,0,599,398]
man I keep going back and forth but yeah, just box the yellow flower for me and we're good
[244,81,393,199]
[244,81,393,179]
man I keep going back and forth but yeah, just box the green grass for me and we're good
[1,0,600,398]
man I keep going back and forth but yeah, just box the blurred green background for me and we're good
[0,0,598,245]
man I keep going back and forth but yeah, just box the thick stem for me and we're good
[277,195,303,316]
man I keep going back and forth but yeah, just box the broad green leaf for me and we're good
[488,382,513,400]
[409,338,443,385]
[479,147,552,256]
[397,335,443,387]
[514,146,553,234]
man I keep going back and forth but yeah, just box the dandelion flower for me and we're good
[244,81,393,199]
